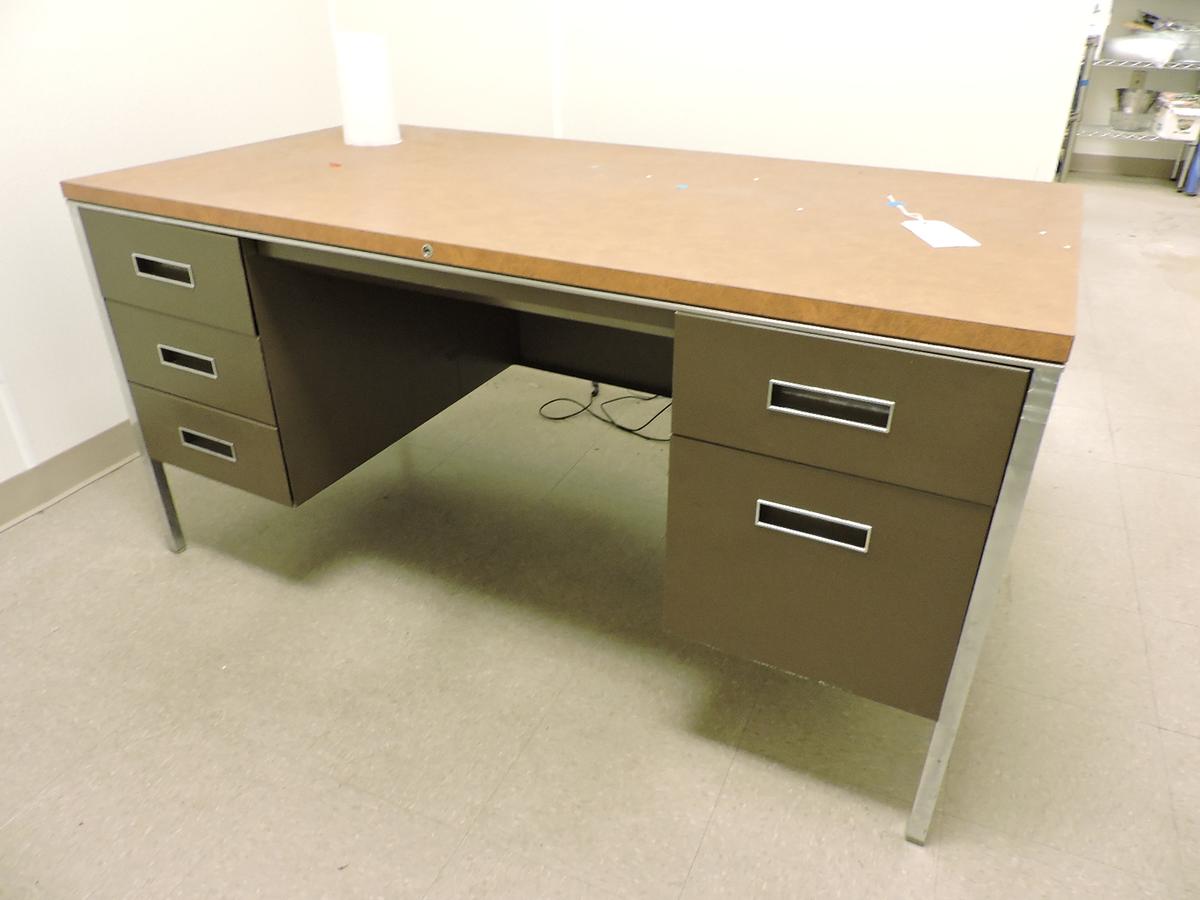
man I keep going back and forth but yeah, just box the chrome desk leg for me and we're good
[905,363,1060,845]
[148,457,186,553]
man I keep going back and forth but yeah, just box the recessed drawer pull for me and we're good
[768,379,894,433]
[755,498,871,553]
[178,427,236,462]
[131,253,194,288]
[157,344,218,379]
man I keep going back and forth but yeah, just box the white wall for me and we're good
[557,1,1086,179]
[0,0,340,478]
[0,367,29,483]
[338,0,559,138]
[342,0,1087,180]
[2,0,1089,487]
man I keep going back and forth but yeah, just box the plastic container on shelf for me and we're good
[1105,33,1182,66]
[1153,93,1200,141]
[1116,88,1159,113]
[1176,32,1200,63]
[1109,110,1154,131]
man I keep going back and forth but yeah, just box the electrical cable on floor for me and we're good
[538,381,672,442]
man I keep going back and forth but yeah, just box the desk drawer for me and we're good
[672,314,1029,505]
[108,301,275,424]
[664,436,991,719]
[130,385,291,504]
[80,208,255,335]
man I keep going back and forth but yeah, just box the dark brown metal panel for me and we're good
[107,301,275,424]
[517,314,674,395]
[244,251,518,505]
[131,384,291,504]
[79,208,256,334]
[451,294,522,397]
[663,436,992,719]
[672,314,1030,506]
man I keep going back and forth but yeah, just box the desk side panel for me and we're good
[245,251,518,504]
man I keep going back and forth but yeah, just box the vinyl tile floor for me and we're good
[2,175,1199,899]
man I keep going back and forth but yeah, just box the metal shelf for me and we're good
[1060,40,1200,179]
[1093,58,1200,71]
[1077,124,1166,141]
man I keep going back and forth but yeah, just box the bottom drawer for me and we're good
[131,384,292,505]
[664,437,992,719]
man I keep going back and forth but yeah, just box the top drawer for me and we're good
[672,314,1030,506]
[79,208,255,335]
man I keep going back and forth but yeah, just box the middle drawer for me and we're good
[108,300,276,424]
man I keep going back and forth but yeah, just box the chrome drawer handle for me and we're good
[131,253,194,288]
[157,344,218,379]
[755,499,871,553]
[767,379,893,433]
[179,427,236,462]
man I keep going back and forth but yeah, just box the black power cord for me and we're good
[538,381,672,442]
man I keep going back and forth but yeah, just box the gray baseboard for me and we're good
[1071,153,1176,179]
[0,421,138,531]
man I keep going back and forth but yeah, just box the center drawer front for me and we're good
[80,208,256,335]
[664,436,992,719]
[108,301,275,424]
[672,314,1030,506]
[130,385,291,505]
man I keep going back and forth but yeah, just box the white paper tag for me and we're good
[901,219,980,249]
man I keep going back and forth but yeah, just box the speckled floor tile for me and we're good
[1161,729,1200,895]
[1111,415,1200,479]
[976,596,1156,722]
[933,815,1175,899]
[469,640,758,898]
[1118,465,1200,627]
[167,778,460,899]
[942,681,1179,881]
[1007,509,1138,611]
[0,723,248,898]
[1144,617,1200,739]
[1051,363,1105,412]
[1040,403,1115,461]
[425,833,619,900]
[1024,452,1125,527]
[680,752,936,899]
[739,670,933,808]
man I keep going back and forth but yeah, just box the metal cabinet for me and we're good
[665,313,1031,719]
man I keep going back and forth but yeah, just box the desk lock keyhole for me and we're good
[421,243,434,259]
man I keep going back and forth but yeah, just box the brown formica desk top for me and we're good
[62,127,1080,362]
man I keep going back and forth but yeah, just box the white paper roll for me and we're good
[333,30,401,147]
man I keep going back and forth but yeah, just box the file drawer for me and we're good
[672,314,1029,506]
[108,301,275,424]
[80,208,256,335]
[130,385,291,504]
[664,436,992,719]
